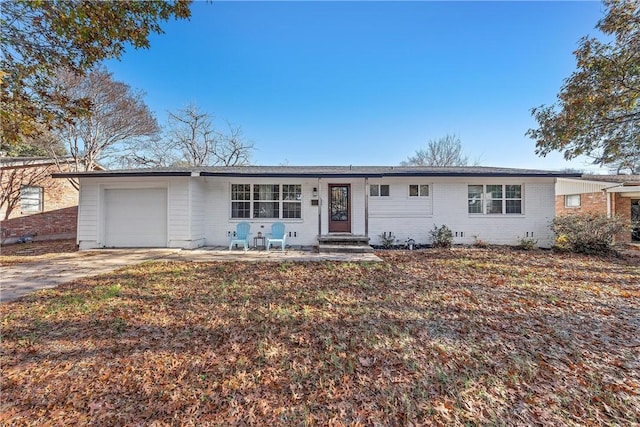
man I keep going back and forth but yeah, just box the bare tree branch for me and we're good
[48,67,160,177]
[401,134,476,167]
[122,104,254,167]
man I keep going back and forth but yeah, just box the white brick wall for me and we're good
[203,177,321,247]
[368,177,555,247]
[76,175,557,249]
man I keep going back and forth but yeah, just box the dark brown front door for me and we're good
[329,184,351,232]
[632,199,640,241]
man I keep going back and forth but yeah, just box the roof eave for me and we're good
[200,171,578,178]
[52,171,194,178]
[200,172,384,178]
[51,168,582,179]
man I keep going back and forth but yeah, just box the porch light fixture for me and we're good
[312,187,318,197]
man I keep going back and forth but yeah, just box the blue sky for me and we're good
[105,1,608,172]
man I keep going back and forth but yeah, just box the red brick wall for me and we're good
[555,192,607,215]
[1,206,77,244]
[44,176,78,213]
[0,163,78,220]
[555,193,632,243]
[613,195,632,243]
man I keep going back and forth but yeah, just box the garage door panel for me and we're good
[104,188,167,247]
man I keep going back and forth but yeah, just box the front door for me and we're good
[329,184,351,232]
[632,199,640,241]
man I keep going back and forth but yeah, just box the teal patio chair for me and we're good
[266,222,286,252]
[229,222,251,251]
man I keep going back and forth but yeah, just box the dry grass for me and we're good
[0,239,77,266]
[1,248,638,425]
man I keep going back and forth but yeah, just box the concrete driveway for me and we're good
[1,247,381,303]
[1,249,180,303]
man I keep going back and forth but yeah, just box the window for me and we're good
[370,184,390,197]
[253,184,279,218]
[505,185,522,214]
[468,184,522,215]
[20,186,43,213]
[231,184,301,219]
[565,194,581,208]
[231,184,250,218]
[409,184,429,197]
[467,185,483,214]
[282,184,302,219]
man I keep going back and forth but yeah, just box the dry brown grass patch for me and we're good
[1,248,638,425]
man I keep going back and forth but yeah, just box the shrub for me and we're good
[472,235,489,248]
[517,236,538,250]
[551,213,630,255]
[430,224,453,248]
[378,232,396,249]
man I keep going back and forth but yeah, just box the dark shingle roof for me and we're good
[53,165,582,179]
[580,174,640,185]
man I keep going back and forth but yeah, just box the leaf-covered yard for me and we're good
[0,239,78,266]
[1,248,638,425]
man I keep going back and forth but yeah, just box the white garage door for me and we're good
[104,188,167,247]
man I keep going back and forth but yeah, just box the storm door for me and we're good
[329,184,351,232]
[632,199,640,241]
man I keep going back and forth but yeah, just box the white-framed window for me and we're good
[369,184,390,197]
[409,184,429,197]
[565,194,581,208]
[231,184,251,218]
[231,184,301,219]
[253,184,279,218]
[20,186,43,213]
[282,184,302,219]
[468,184,522,215]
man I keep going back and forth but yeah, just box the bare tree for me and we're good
[118,137,174,169]
[212,122,252,166]
[50,67,160,181]
[606,152,640,175]
[122,104,253,167]
[167,105,213,167]
[401,134,476,167]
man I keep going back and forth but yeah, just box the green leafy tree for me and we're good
[528,0,640,169]
[0,0,191,147]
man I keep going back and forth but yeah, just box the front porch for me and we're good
[171,245,380,262]
[317,234,373,254]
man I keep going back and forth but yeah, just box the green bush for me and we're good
[378,232,396,249]
[551,213,630,255]
[517,236,538,250]
[430,224,453,248]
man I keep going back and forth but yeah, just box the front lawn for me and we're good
[1,249,638,425]
[0,239,78,266]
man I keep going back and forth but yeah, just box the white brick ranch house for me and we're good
[54,166,580,250]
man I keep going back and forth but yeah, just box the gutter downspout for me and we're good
[364,177,369,238]
[317,177,322,237]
